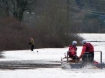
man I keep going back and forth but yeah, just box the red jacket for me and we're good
[69,45,77,56]
[79,43,94,58]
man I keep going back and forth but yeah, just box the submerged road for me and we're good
[0,60,61,69]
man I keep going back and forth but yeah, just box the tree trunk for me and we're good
[4,7,10,17]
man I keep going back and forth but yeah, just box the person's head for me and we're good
[81,40,86,45]
[30,38,33,41]
[72,41,77,45]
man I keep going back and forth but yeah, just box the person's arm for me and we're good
[79,46,86,59]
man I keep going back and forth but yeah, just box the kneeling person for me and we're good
[68,41,79,61]
[79,40,94,64]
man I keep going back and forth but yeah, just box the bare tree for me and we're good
[0,0,36,21]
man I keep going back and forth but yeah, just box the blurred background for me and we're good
[0,0,105,51]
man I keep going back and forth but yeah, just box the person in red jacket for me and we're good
[79,40,94,63]
[68,41,79,61]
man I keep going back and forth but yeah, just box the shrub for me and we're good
[0,17,83,52]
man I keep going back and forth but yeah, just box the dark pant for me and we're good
[82,52,94,64]
[69,55,79,60]
[31,45,34,51]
